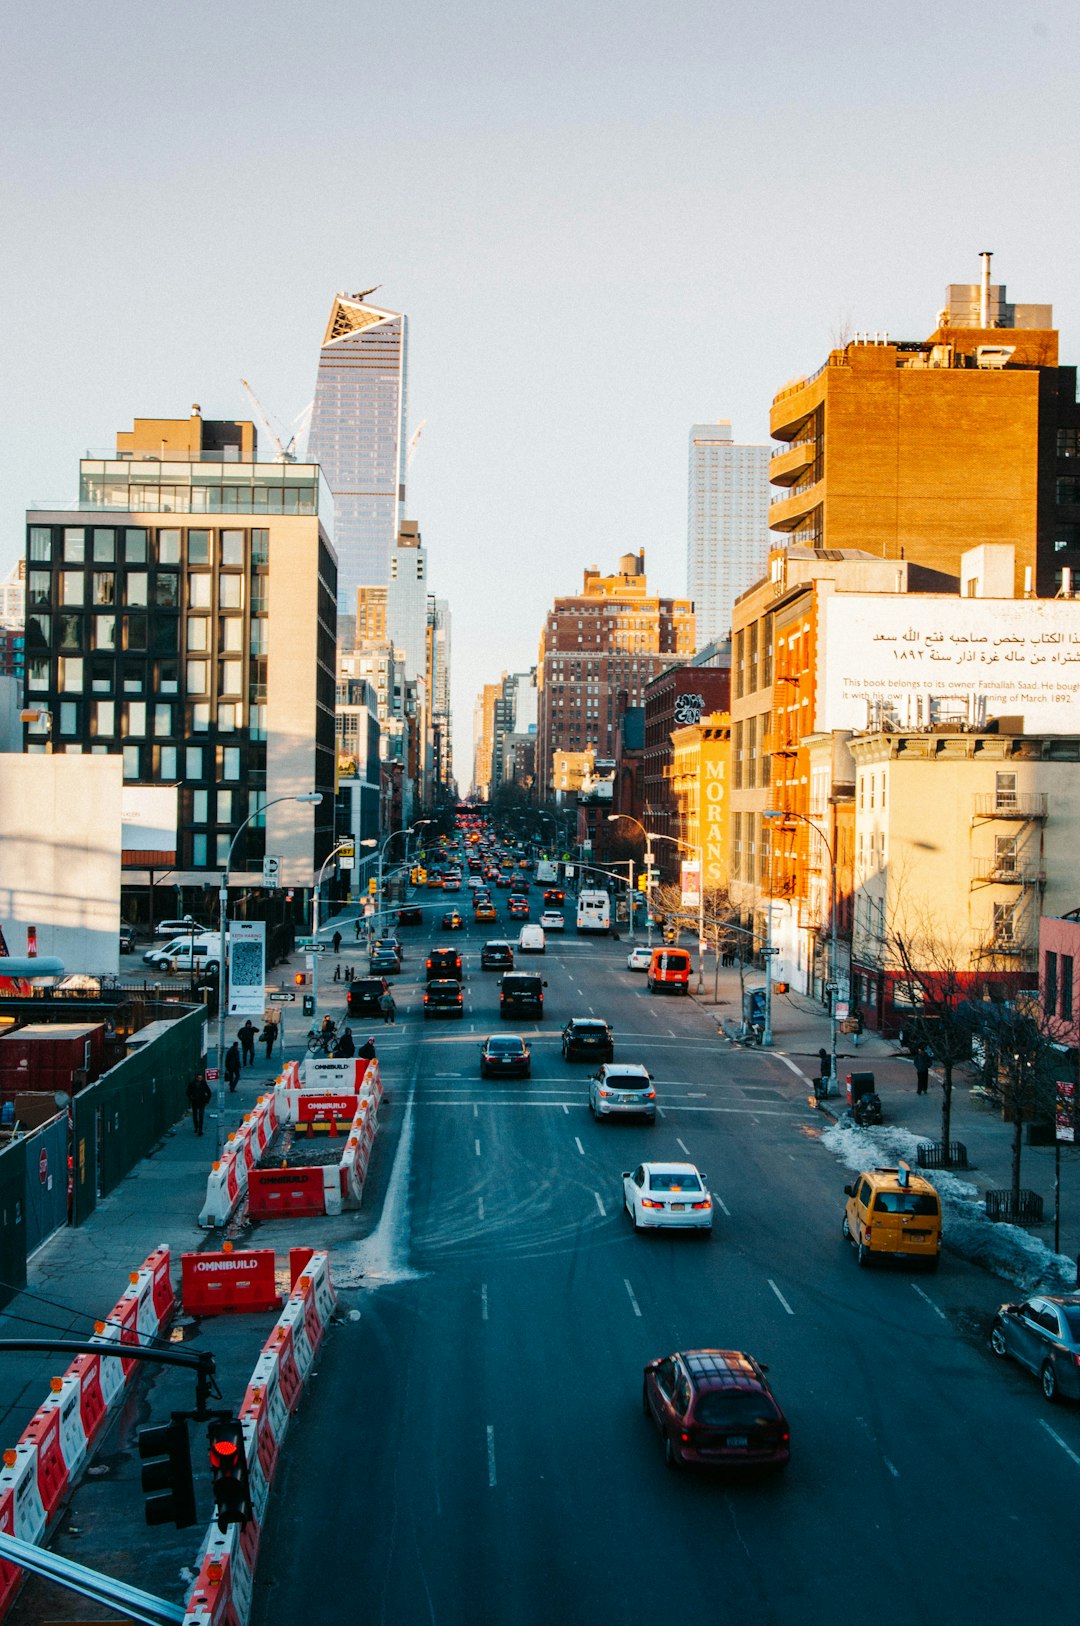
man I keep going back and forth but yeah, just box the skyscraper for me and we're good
[686,422,771,648]
[308,289,408,613]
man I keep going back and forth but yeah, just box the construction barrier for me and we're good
[288,1247,314,1287]
[247,1165,325,1220]
[181,1250,280,1316]
[0,1490,19,1617]
[0,1445,46,1549]
[292,1092,360,1132]
[20,1406,68,1523]
[70,1354,106,1447]
[46,1374,87,1480]
[181,1252,336,1626]
[198,1139,247,1229]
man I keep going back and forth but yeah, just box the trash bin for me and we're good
[846,1071,876,1107]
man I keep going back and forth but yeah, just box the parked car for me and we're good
[424,978,465,1019]
[626,946,652,972]
[479,1035,532,1078]
[990,1295,1080,1402]
[348,976,390,1017]
[562,1017,614,1062]
[589,1063,655,1121]
[119,922,138,954]
[642,1350,790,1471]
[481,940,514,971]
[623,1162,712,1232]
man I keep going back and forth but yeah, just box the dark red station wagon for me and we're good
[642,1349,790,1472]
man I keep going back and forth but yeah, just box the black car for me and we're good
[479,1034,531,1078]
[481,940,515,972]
[562,1017,614,1062]
[424,978,464,1019]
[426,947,463,981]
[398,906,423,927]
[119,922,137,954]
[347,976,389,1017]
[369,947,401,975]
[543,888,566,907]
[499,971,546,1018]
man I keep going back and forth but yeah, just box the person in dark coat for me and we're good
[225,1042,242,1093]
[333,1026,355,1059]
[238,1021,257,1065]
[357,1037,377,1061]
[914,1048,931,1095]
[187,1072,211,1136]
[260,1020,278,1061]
[818,1047,831,1090]
[332,929,342,956]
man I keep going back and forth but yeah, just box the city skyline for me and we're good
[3,1,1079,778]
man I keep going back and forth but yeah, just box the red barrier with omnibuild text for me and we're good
[181,1250,281,1315]
[247,1165,326,1219]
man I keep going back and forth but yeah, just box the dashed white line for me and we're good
[676,1137,691,1156]
[911,1284,948,1322]
[486,1424,497,1486]
[1041,1419,1080,1467]
[594,1191,606,1216]
[574,1136,585,1156]
[481,1283,488,1321]
[478,1197,485,1219]
[624,1278,642,1318]
[475,1137,481,1157]
[473,1103,478,1120]
[562,1103,569,1115]
[883,1458,900,1479]
[714,1194,731,1217]
[767,1278,794,1315]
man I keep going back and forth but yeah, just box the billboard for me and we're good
[680,861,701,909]
[121,785,178,854]
[821,597,1080,734]
[227,920,266,1017]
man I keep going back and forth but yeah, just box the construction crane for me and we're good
[240,380,311,463]
[406,420,427,469]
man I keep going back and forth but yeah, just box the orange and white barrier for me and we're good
[198,1133,247,1229]
[0,1444,46,1549]
[0,1489,19,1617]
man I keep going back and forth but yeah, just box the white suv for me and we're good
[589,1063,656,1121]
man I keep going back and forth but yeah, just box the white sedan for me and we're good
[623,1162,713,1233]
[539,910,565,932]
[626,946,652,972]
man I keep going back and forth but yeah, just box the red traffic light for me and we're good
[294,972,305,986]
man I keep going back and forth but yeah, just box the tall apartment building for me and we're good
[428,597,453,789]
[537,551,694,793]
[687,422,771,648]
[472,680,503,799]
[24,407,336,895]
[387,519,428,681]
[768,255,1080,596]
[641,663,732,847]
[308,289,408,612]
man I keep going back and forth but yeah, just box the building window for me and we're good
[28,570,51,607]
[188,574,211,609]
[92,699,115,736]
[188,530,211,566]
[192,833,208,867]
[93,572,115,606]
[58,656,83,693]
[123,745,140,780]
[61,571,84,607]
[158,659,179,695]
[187,617,209,652]
[251,528,269,565]
[89,657,111,693]
[192,789,209,823]
[154,573,179,608]
[92,529,115,562]
[29,528,52,562]
[124,613,147,651]
[216,833,231,866]
[1045,951,1059,1013]
[217,702,237,731]
[154,703,172,736]
[995,771,1017,811]
[158,529,182,565]
[217,790,233,823]
[127,572,149,607]
[93,615,115,650]
[223,747,241,779]
[185,746,203,779]
[219,575,243,610]
[59,701,78,736]
[1062,956,1074,1021]
[186,659,208,695]
[221,529,244,567]
[159,745,178,780]
[125,701,146,736]
[125,529,147,562]
[27,657,48,692]
[192,702,210,731]
[63,529,86,562]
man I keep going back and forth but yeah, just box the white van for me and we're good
[143,933,222,974]
[518,924,546,955]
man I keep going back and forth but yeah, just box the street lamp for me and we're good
[375,825,424,936]
[215,791,322,1156]
[311,839,354,1024]
[608,814,705,984]
[764,808,839,1087]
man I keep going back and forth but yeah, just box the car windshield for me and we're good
[649,1171,702,1192]
[872,1192,939,1216]
[694,1391,778,1428]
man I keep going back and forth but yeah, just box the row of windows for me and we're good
[29,526,270,567]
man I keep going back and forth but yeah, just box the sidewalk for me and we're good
[692,966,1080,1266]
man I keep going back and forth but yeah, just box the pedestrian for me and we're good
[332,929,342,956]
[333,1026,355,1059]
[260,1019,278,1061]
[818,1047,830,1090]
[358,1036,377,1061]
[379,989,396,1025]
[333,962,341,983]
[186,1071,211,1137]
[355,917,362,941]
[238,1020,257,1065]
[225,1041,242,1093]
[914,1048,930,1095]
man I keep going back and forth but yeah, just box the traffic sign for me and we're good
[305,944,329,954]
[206,1068,219,1083]
[268,991,296,1003]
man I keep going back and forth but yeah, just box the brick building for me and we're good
[641,664,731,858]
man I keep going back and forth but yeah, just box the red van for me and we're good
[648,947,692,995]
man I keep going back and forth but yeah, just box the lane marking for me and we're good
[624,1278,642,1318]
[487,1424,497,1487]
[687,1092,706,1098]
[1041,1419,1080,1467]
[478,1197,485,1219]
[594,1191,606,1217]
[883,1458,900,1479]
[767,1278,794,1316]
[714,1194,731,1217]
[676,1137,691,1156]
[481,1283,488,1321]
[474,1138,481,1157]
[574,1136,585,1156]
[778,1055,804,1077]
[473,1103,478,1120]
[655,1105,666,1118]
[911,1284,948,1322]
[562,1103,569,1115]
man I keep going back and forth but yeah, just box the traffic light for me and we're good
[138,1417,197,1529]
[207,1419,252,1533]
[368,877,378,896]
[294,971,306,986]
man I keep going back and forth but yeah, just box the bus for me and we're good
[576,890,611,935]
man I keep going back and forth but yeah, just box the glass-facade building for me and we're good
[687,422,772,649]
[307,293,408,613]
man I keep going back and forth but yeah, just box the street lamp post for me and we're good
[764,807,839,1086]
[608,814,705,986]
[311,839,353,1024]
[215,791,322,1156]
[375,824,427,936]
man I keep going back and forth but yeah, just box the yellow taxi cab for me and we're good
[842,1162,941,1270]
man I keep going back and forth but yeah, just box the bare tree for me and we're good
[888,922,978,1152]
[969,994,1068,1202]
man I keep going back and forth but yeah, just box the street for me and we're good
[253,912,1080,1626]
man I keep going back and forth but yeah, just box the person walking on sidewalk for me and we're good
[238,1020,257,1066]
[379,989,396,1025]
[187,1071,211,1137]
[260,1019,278,1061]
[332,929,342,956]
[225,1041,242,1093]
[914,1047,931,1095]
[355,917,362,942]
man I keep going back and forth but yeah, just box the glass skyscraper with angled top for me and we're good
[686,421,771,649]
[308,289,409,614]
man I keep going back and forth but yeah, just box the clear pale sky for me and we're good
[3,0,1077,785]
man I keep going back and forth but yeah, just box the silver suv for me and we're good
[589,1063,656,1121]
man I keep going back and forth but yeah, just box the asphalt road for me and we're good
[254,902,1080,1626]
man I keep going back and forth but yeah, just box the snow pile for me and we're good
[822,1119,1076,1294]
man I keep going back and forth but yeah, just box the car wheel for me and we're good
[990,1321,1009,1358]
[856,1240,868,1268]
[664,1436,682,1471]
[841,1215,851,1241]
[1042,1362,1058,1403]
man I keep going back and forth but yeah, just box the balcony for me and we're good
[769,441,816,488]
[971,856,1046,887]
[768,480,823,533]
[972,793,1048,821]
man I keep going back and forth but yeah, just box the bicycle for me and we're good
[306,1026,340,1057]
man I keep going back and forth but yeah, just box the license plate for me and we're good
[726,1435,748,1448]
[671,1202,686,1211]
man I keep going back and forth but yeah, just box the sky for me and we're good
[3,0,1078,786]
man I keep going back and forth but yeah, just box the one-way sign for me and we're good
[269,991,296,1003]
